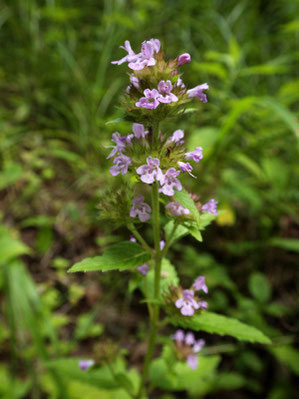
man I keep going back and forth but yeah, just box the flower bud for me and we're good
[177,53,191,66]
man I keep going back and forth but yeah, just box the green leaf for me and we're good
[199,212,217,230]
[170,312,271,344]
[174,189,200,226]
[0,163,23,190]
[164,220,188,242]
[268,238,299,252]
[186,224,203,242]
[249,272,271,303]
[270,345,299,375]
[46,358,119,390]
[68,241,151,273]
[0,227,31,266]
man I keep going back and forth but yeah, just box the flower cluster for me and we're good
[172,330,205,369]
[175,276,208,316]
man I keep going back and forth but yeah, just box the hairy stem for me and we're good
[127,223,153,254]
[136,124,162,398]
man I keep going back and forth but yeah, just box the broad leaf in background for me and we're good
[68,241,151,273]
[0,226,31,266]
[170,312,271,344]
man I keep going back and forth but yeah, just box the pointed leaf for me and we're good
[170,312,271,344]
[174,189,200,226]
[68,242,151,273]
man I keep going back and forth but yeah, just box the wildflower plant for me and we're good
[69,39,271,398]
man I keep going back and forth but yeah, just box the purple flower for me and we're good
[111,40,138,66]
[187,83,209,103]
[160,240,165,250]
[186,354,198,370]
[170,129,184,144]
[202,199,218,215]
[149,38,161,53]
[185,147,203,163]
[178,53,191,66]
[172,329,185,343]
[136,156,163,184]
[165,201,190,216]
[126,134,134,145]
[178,161,196,178]
[193,339,205,353]
[198,301,208,309]
[176,77,185,89]
[159,168,182,196]
[137,263,149,275]
[110,154,132,176]
[112,39,160,71]
[130,196,152,222]
[129,39,160,71]
[130,236,137,242]
[136,89,160,109]
[133,123,149,139]
[175,289,200,316]
[130,74,139,88]
[79,360,94,371]
[193,276,208,293]
[157,80,178,104]
[185,332,195,346]
[107,132,127,159]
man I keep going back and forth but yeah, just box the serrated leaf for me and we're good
[170,312,271,344]
[68,242,151,273]
[174,189,200,226]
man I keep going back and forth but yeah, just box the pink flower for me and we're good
[130,196,152,222]
[136,156,163,184]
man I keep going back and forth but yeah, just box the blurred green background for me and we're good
[0,0,298,398]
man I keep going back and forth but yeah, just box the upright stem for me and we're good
[136,124,162,399]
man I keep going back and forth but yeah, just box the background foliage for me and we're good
[0,0,298,398]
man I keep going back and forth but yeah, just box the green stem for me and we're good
[161,221,179,258]
[127,223,153,254]
[136,129,162,397]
